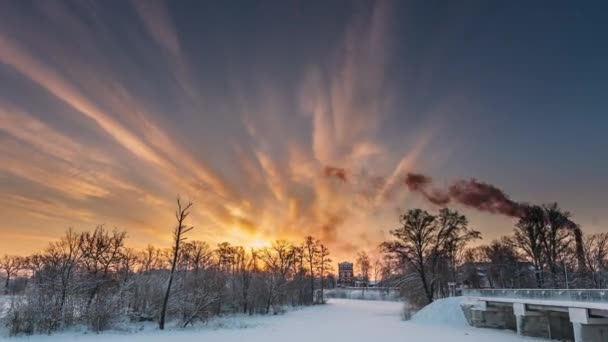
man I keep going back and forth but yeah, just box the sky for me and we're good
[0,0,606,261]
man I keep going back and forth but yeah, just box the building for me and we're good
[354,276,368,288]
[337,261,354,287]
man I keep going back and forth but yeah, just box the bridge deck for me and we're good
[472,296,608,311]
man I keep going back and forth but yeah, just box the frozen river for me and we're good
[5,298,536,342]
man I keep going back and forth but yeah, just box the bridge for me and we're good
[324,287,401,301]
[461,289,608,341]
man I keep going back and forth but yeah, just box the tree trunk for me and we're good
[159,199,193,330]
[159,247,178,330]
[419,266,433,303]
[4,275,9,295]
[320,265,325,304]
[309,263,315,304]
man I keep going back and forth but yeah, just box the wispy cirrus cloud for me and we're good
[299,1,391,166]
[0,0,433,260]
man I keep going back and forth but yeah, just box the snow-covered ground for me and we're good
[2,298,538,341]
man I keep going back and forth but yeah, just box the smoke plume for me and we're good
[405,173,525,217]
[324,166,348,182]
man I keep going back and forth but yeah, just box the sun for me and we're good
[246,239,271,249]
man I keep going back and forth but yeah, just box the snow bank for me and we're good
[411,296,468,327]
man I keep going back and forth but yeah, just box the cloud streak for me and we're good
[0,1,436,261]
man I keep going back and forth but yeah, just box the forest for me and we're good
[1,200,607,335]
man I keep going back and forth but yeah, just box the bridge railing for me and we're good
[462,288,608,303]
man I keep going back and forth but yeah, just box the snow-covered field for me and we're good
[2,298,537,341]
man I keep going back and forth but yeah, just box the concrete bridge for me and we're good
[461,289,608,341]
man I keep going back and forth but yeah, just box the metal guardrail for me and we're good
[462,288,608,303]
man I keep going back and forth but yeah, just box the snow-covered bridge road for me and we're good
[12,299,535,342]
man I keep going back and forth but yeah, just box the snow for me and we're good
[0,296,12,317]
[411,296,469,326]
[2,298,538,341]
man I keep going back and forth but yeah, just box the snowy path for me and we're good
[10,299,537,342]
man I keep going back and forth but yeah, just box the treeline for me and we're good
[379,204,607,307]
[1,200,333,336]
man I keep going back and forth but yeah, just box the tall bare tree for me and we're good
[514,205,546,288]
[48,228,84,320]
[303,236,319,302]
[382,208,479,304]
[542,203,574,287]
[356,251,371,284]
[260,240,295,313]
[514,204,585,288]
[159,198,194,330]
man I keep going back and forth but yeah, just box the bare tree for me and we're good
[356,252,371,284]
[139,245,163,272]
[292,246,306,305]
[0,255,22,295]
[381,209,436,303]
[542,203,574,287]
[514,205,546,288]
[381,208,479,304]
[461,247,485,288]
[316,244,331,303]
[159,198,194,330]
[49,228,84,322]
[303,236,319,303]
[180,241,212,273]
[372,259,382,284]
[78,226,127,310]
[260,240,295,313]
[514,204,585,288]
[480,237,524,288]
[583,233,608,288]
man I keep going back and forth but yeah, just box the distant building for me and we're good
[337,261,354,287]
[354,276,368,288]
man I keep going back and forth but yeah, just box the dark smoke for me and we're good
[449,179,525,217]
[404,173,431,191]
[405,173,525,217]
[404,173,450,206]
[324,166,348,182]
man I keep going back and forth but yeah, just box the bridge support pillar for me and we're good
[469,301,516,330]
[514,303,550,339]
[569,308,608,342]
